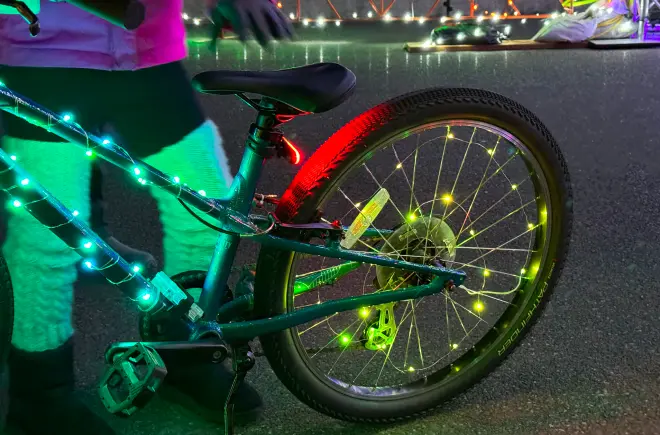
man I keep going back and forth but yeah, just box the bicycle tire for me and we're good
[254,88,572,423]
[0,255,13,429]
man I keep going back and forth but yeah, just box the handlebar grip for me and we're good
[65,0,145,30]
[0,0,41,36]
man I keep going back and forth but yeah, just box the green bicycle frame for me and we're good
[0,83,466,343]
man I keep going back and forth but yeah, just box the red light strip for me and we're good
[283,137,302,165]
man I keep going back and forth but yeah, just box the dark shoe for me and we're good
[7,339,114,435]
[158,362,263,425]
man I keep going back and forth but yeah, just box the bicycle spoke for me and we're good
[457,198,536,247]
[289,120,555,396]
[410,302,425,367]
[392,145,423,218]
[457,137,500,236]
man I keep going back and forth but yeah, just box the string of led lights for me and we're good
[0,81,265,312]
[181,5,558,28]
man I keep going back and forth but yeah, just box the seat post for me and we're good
[225,98,279,216]
[198,99,280,319]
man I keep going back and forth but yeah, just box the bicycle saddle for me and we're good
[191,63,356,114]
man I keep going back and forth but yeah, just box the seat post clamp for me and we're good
[247,123,283,159]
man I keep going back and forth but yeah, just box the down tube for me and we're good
[0,149,159,306]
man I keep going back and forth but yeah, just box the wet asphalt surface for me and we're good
[7,34,660,434]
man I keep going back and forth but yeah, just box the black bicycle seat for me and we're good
[191,63,356,114]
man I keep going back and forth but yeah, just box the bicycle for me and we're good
[0,3,573,435]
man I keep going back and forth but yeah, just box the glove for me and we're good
[205,0,294,47]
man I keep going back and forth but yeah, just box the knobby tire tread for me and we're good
[259,88,573,423]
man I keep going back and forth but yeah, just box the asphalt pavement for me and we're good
[12,40,660,434]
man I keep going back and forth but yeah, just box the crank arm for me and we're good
[105,340,228,366]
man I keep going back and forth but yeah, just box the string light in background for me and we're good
[180,0,554,28]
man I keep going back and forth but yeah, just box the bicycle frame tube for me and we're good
[0,83,467,327]
[198,110,271,318]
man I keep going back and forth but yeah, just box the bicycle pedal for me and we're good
[98,342,167,417]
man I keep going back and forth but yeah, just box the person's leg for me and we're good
[108,62,260,423]
[107,62,234,285]
[0,66,114,434]
[89,162,157,275]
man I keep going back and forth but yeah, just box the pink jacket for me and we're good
[0,0,187,70]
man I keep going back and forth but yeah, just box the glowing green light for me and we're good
[532,264,540,274]
[339,334,351,345]
[408,366,415,372]
[473,300,485,313]
[133,265,141,273]
[527,222,534,230]
[0,81,4,87]
[141,292,151,301]
[453,366,461,372]
[140,179,147,185]
[511,184,518,190]
[395,163,402,169]
[85,150,93,157]
[84,261,93,269]
[407,213,417,222]
[487,148,494,155]
[198,190,207,197]
[10,155,16,161]
[447,133,455,139]
[133,167,141,175]
[12,200,21,207]
[20,178,29,186]
[72,210,80,217]
[483,269,490,277]
[469,229,475,236]
[173,176,180,184]
[359,308,370,318]
[521,268,526,274]
[441,194,453,203]
[62,113,73,122]
[83,241,93,249]
[451,343,459,350]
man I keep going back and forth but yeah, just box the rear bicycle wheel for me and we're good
[255,88,572,422]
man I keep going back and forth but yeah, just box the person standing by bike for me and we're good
[0,1,292,434]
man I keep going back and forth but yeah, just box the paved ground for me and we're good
[9,40,660,434]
